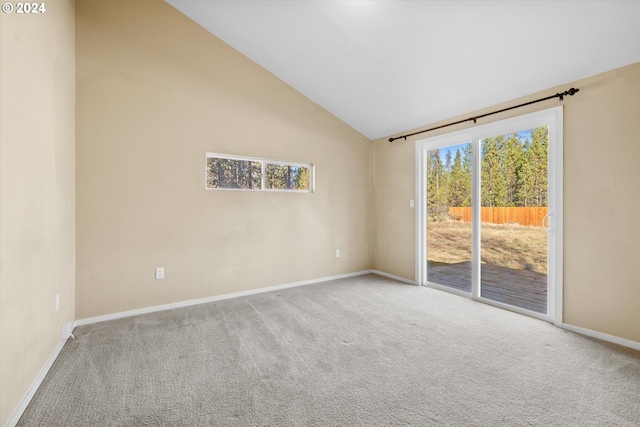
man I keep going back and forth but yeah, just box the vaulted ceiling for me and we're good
[166,1,640,140]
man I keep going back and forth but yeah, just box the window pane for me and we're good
[480,127,548,314]
[206,157,262,190]
[426,142,473,293]
[265,163,310,191]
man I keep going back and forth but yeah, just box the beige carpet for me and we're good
[18,274,640,426]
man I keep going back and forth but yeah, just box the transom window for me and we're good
[206,153,313,192]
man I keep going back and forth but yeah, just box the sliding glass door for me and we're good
[426,142,473,293]
[416,108,562,322]
[479,128,549,314]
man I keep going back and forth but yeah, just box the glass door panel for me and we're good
[426,143,473,293]
[479,128,549,314]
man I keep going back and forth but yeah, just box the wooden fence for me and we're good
[448,207,548,227]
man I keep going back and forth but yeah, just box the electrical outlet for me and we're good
[55,294,60,311]
[155,267,164,279]
[335,249,341,258]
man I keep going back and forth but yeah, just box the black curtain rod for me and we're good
[388,87,579,142]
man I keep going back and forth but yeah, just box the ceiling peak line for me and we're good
[388,88,580,143]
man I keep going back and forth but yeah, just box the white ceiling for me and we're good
[166,1,640,140]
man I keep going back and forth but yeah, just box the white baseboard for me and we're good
[61,321,75,340]
[560,322,640,351]
[371,269,416,285]
[75,270,373,327]
[6,332,72,427]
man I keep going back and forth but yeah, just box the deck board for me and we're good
[427,261,547,314]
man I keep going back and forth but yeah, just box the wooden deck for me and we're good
[427,261,547,314]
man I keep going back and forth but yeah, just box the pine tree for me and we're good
[442,149,452,209]
[427,148,448,220]
[448,149,471,208]
[502,134,523,206]
[461,143,473,207]
[529,127,548,207]
[481,137,507,207]
[516,127,548,207]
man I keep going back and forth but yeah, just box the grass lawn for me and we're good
[427,220,548,274]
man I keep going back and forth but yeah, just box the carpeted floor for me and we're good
[18,274,640,426]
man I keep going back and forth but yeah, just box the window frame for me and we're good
[205,152,314,193]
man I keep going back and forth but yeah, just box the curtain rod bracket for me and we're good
[558,87,579,101]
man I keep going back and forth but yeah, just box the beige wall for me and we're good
[373,62,640,343]
[75,0,372,319]
[0,1,76,425]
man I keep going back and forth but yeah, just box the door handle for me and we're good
[542,212,552,232]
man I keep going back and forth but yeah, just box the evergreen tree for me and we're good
[442,149,452,208]
[448,149,471,208]
[481,137,507,207]
[461,143,473,207]
[501,134,524,206]
[422,126,549,220]
[529,127,548,206]
[445,150,452,172]
[516,127,548,207]
[427,148,448,220]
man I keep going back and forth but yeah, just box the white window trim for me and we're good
[205,152,314,193]
[415,106,563,325]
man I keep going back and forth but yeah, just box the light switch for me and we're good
[410,199,415,208]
